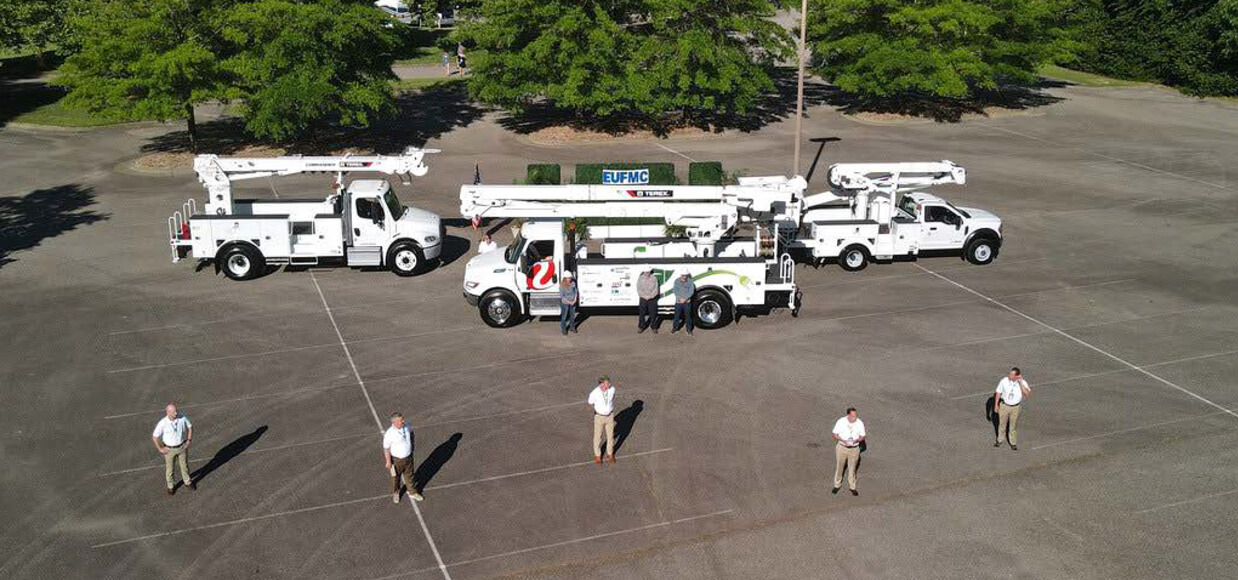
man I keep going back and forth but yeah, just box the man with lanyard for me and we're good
[831,407,865,496]
[152,403,194,495]
[588,376,617,465]
[383,412,423,503]
[994,367,1031,450]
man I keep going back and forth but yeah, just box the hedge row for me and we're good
[523,161,726,186]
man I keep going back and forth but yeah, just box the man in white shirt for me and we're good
[831,407,865,496]
[383,412,423,503]
[588,376,617,465]
[994,367,1031,450]
[152,403,194,495]
[477,234,498,254]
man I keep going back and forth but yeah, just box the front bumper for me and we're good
[422,241,443,260]
[463,291,479,306]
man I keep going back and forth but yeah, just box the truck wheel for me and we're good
[388,242,426,277]
[692,289,733,330]
[220,245,264,281]
[839,245,869,272]
[965,238,998,265]
[479,290,522,328]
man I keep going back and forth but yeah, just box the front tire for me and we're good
[479,290,522,328]
[965,238,998,265]
[839,245,869,272]
[388,242,427,277]
[220,245,264,281]
[692,289,734,330]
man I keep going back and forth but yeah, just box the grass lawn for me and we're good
[394,28,452,65]
[11,99,134,127]
[391,76,464,93]
[1038,64,1145,88]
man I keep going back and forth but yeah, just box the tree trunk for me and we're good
[185,103,198,153]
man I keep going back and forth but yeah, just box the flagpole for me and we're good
[793,0,809,177]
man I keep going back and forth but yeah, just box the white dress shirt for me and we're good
[996,377,1029,405]
[478,240,498,254]
[588,385,616,416]
[832,417,866,447]
[153,415,192,447]
[383,425,413,459]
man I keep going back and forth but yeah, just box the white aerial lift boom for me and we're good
[169,147,444,280]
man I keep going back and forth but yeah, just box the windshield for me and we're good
[504,234,524,264]
[946,202,970,218]
[382,189,404,219]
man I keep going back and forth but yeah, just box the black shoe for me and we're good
[831,487,840,495]
[570,327,578,334]
[671,327,680,334]
[638,326,646,334]
[1010,444,1018,451]
[994,441,1001,448]
[652,327,658,334]
[850,489,859,496]
[687,329,693,335]
[561,329,568,335]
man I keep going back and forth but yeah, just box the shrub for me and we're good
[688,161,724,185]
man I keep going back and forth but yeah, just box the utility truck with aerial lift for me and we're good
[167,148,444,280]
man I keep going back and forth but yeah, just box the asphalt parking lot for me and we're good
[2,83,1237,579]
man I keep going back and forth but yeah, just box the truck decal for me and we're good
[527,259,556,290]
[654,268,751,298]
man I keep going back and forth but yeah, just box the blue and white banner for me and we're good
[602,169,650,185]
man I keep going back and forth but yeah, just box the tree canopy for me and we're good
[453,0,793,122]
[54,0,400,149]
[806,0,1079,100]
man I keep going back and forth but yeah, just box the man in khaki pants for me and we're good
[832,407,865,496]
[994,367,1031,450]
[152,403,194,496]
[588,376,617,465]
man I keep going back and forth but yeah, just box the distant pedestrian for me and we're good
[588,376,617,464]
[831,407,865,496]
[441,50,451,76]
[636,268,660,334]
[560,271,578,335]
[456,44,467,70]
[994,367,1031,450]
[477,233,498,254]
[152,403,194,495]
[671,271,695,335]
[384,412,423,503]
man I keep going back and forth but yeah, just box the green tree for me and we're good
[1,0,73,65]
[453,0,791,122]
[220,0,400,142]
[806,0,1077,100]
[54,0,226,150]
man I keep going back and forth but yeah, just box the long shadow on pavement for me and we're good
[190,425,268,486]
[416,433,463,491]
[614,400,644,453]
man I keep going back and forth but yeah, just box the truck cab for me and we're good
[463,220,566,327]
[343,179,443,272]
[898,192,1002,263]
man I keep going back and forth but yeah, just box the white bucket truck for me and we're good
[167,148,443,280]
[458,178,806,329]
[792,161,1003,271]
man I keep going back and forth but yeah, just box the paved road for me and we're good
[1,82,1237,579]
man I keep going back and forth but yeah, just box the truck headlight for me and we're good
[465,281,479,289]
[424,235,438,243]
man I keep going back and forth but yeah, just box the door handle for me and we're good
[929,227,937,231]
[354,228,361,236]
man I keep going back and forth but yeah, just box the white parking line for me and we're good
[976,122,1231,192]
[917,264,1238,419]
[90,448,675,548]
[1030,409,1232,450]
[1138,487,1238,514]
[654,143,697,161]
[98,432,372,476]
[311,272,453,579]
[424,448,673,492]
[370,508,734,580]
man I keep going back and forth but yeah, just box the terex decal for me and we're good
[527,259,556,290]
[342,161,373,168]
[626,189,673,198]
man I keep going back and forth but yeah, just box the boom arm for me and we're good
[826,161,965,196]
[194,147,438,215]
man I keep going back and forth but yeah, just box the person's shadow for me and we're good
[415,433,463,492]
[189,425,267,486]
[985,395,1001,439]
[613,400,644,453]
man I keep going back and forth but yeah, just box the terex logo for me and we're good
[602,169,649,185]
[626,189,673,198]
[342,161,373,168]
